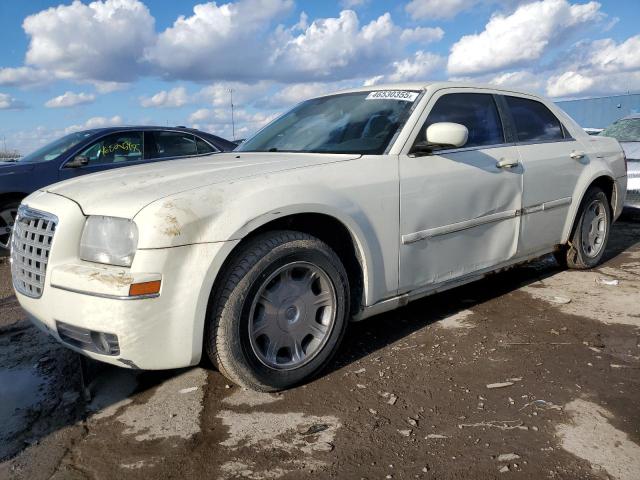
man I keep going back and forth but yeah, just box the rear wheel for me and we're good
[555,187,611,269]
[0,202,19,255]
[206,230,349,391]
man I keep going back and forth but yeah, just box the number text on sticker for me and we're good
[366,91,419,102]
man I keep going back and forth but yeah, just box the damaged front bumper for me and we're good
[12,191,237,370]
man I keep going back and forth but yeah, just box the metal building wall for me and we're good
[555,94,640,129]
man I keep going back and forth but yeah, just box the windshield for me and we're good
[238,90,420,155]
[600,118,640,142]
[17,131,95,164]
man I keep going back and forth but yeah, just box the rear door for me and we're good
[398,90,523,291]
[501,95,585,255]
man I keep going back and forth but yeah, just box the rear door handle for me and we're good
[570,151,586,160]
[496,158,519,169]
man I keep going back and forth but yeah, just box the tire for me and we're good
[556,187,611,269]
[205,230,350,391]
[0,201,19,256]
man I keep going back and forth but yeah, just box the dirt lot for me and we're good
[1,211,639,480]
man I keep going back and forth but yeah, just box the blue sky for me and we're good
[1,0,639,154]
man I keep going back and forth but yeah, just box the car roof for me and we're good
[76,126,236,149]
[317,81,547,100]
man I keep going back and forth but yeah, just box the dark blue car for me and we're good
[0,126,236,252]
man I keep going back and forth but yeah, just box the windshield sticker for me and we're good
[366,90,419,102]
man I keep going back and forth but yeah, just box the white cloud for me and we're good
[0,93,27,110]
[545,34,640,98]
[388,51,444,82]
[22,0,155,82]
[0,66,50,87]
[64,115,124,134]
[145,0,293,81]
[269,11,433,82]
[405,0,539,20]
[363,75,384,86]
[588,35,640,73]
[406,0,479,20]
[91,81,130,94]
[196,81,272,108]
[399,26,444,44]
[447,0,603,76]
[489,70,545,93]
[140,86,189,108]
[45,91,96,108]
[339,0,369,8]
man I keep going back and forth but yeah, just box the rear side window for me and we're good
[147,131,198,159]
[423,93,505,149]
[195,136,216,154]
[505,96,565,142]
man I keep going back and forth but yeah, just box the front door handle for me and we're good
[570,151,586,160]
[496,158,519,169]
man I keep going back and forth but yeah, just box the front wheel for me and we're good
[206,230,350,391]
[556,187,611,269]
[0,202,19,255]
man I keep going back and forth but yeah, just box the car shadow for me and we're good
[325,217,640,376]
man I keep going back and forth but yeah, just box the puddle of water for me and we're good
[0,368,45,421]
[0,367,47,455]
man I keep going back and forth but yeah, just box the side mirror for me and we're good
[65,155,89,168]
[425,122,469,148]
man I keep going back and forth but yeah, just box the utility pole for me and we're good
[229,88,236,141]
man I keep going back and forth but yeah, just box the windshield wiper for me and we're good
[268,147,278,152]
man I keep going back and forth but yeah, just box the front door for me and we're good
[399,91,523,292]
[58,131,146,181]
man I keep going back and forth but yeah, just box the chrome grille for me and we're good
[11,206,58,298]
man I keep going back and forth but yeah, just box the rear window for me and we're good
[505,96,565,142]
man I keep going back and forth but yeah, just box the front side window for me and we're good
[77,132,143,165]
[238,90,420,155]
[147,131,198,159]
[600,118,640,142]
[505,96,565,142]
[421,93,505,149]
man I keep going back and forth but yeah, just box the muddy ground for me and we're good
[1,211,639,480]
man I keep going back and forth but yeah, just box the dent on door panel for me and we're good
[399,146,523,291]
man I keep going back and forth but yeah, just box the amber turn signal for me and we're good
[128,280,161,297]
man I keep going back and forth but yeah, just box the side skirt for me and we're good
[352,247,555,321]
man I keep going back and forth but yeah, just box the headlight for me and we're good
[80,216,138,267]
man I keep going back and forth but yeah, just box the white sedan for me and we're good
[11,82,627,391]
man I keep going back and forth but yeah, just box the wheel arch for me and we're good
[561,173,617,244]
[209,210,369,318]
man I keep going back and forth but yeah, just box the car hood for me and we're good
[620,142,640,161]
[44,152,360,218]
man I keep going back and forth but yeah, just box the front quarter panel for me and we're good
[134,155,400,306]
